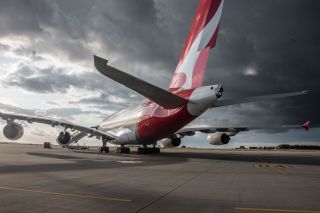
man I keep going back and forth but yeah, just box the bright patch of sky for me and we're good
[243,67,258,76]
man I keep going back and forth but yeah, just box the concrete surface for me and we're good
[0,143,319,213]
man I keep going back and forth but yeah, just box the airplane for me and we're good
[0,0,312,154]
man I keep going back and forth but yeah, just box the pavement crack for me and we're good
[134,170,206,213]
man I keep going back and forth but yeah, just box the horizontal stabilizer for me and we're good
[94,55,188,109]
[213,90,309,107]
[177,120,315,135]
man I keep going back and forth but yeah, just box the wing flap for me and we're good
[94,55,188,109]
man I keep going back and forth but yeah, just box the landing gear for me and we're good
[117,145,130,154]
[99,137,109,153]
[99,146,109,153]
[138,145,160,154]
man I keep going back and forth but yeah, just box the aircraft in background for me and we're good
[0,0,311,154]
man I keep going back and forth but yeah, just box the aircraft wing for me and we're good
[176,121,311,135]
[0,112,116,140]
[94,55,188,109]
[212,90,309,107]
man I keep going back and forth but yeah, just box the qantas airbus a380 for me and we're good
[0,0,311,154]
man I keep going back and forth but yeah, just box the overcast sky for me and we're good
[0,0,319,147]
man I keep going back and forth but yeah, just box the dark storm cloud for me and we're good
[0,0,52,36]
[1,64,142,113]
[0,101,102,120]
[206,0,320,93]
[0,0,177,69]
[2,65,86,93]
[2,64,139,99]
[0,43,10,51]
[202,0,320,125]
[0,0,319,127]
[68,92,134,111]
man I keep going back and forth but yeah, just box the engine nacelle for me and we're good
[162,138,181,147]
[56,131,71,145]
[207,132,230,145]
[3,122,24,140]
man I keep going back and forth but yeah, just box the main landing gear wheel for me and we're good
[138,147,160,154]
[99,146,109,153]
[117,146,130,154]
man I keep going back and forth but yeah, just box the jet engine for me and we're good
[162,138,181,147]
[207,132,230,145]
[56,131,71,145]
[3,122,24,140]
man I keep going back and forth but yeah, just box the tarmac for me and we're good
[0,143,319,213]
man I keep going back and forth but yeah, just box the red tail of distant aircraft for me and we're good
[0,0,311,153]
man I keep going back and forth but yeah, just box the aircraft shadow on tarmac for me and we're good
[28,151,320,166]
[0,152,187,174]
[73,149,320,166]
[156,151,320,165]
[0,151,319,175]
[27,152,85,160]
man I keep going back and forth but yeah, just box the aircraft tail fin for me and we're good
[169,0,224,90]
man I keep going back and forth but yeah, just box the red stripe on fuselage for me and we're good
[137,89,195,143]
[137,105,194,143]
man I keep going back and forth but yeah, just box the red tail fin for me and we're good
[302,121,310,131]
[169,0,224,90]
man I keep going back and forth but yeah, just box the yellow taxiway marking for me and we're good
[255,163,289,169]
[0,186,131,202]
[255,162,289,175]
[235,207,320,213]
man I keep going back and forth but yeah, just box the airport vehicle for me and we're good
[0,0,311,154]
